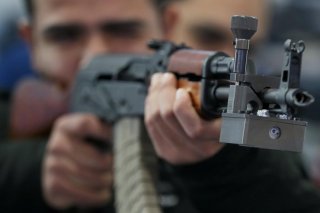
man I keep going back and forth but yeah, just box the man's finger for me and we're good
[174,88,221,141]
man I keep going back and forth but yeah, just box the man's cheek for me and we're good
[34,47,80,87]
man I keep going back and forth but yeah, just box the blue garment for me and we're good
[0,38,34,91]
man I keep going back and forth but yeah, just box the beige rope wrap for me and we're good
[114,118,162,213]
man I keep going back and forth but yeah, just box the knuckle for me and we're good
[187,125,204,140]
[46,176,63,195]
[145,110,161,127]
[161,107,175,121]
[144,96,151,110]
[55,113,96,133]
[47,137,67,155]
[144,115,150,127]
[45,157,67,177]
[53,115,69,131]
[173,98,185,114]
[149,73,161,90]
[74,117,91,132]
[160,73,175,87]
[155,149,164,159]
[153,145,168,160]
[46,157,59,172]
[48,160,61,174]
[152,143,164,157]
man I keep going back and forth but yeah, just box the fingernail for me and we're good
[150,73,159,87]
[161,73,174,84]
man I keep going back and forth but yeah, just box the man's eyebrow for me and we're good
[42,24,85,36]
[189,24,230,42]
[41,20,147,38]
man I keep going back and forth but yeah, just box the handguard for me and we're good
[71,16,314,152]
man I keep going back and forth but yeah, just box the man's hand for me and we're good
[42,114,113,209]
[145,73,224,165]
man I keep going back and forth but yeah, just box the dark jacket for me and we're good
[1,93,320,213]
[0,90,10,139]
[168,145,320,213]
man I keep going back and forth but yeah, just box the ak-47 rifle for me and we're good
[71,15,313,152]
[71,16,314,213]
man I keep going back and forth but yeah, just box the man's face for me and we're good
[169,0,268,55]
[28,0,163,89]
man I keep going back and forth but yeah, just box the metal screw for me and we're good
[269,127,281,140]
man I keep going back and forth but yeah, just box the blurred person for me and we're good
[145,0,320,212]
[0,0,34,138]
[146,0,269,165]
[2,0,217,212]
[1,0,176,212]
[168,0,269,54]
[0,0,34,92]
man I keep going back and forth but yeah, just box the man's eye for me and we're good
[189,25,230,50]
[44,27,85,43]
[101,23,144,39]
[194,31,227,46]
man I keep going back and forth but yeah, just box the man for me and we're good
[145,0,320,212]
[145,0,270,165]
[1,0,178,211]
[145,0,268,166]
[2,0,218,212]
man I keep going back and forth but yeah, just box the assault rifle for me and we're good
[71,16,314,152]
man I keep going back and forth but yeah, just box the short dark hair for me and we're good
[152,0,173,15]
[24,0,176,20]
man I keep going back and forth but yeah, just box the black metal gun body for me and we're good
[71,42,231,121]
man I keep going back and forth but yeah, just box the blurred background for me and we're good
[261,0,320,187]
[0,0,319,185]
[0,0,34,94]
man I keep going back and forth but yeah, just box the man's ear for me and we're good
[19,19,33,47]
[162,5,179,40]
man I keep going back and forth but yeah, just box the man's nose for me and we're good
[81,33,109,67]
